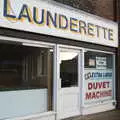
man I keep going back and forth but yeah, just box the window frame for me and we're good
[0,35,56,113]
[83,48,116,107]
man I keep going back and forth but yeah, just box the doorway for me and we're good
[57,46,82,119]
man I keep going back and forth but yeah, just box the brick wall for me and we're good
[54,0,115,20]
[116,0,120,109]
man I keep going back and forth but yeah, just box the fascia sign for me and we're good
[0,0,118,47]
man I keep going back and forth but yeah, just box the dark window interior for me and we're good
[60,52,78,87]
[0,43,53,90]
[0,43,53,110]
[84,51,113,69]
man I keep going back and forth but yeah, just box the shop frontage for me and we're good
[0,0,118,120]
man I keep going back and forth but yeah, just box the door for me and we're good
[58,47,81,119]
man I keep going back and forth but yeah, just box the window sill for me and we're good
[5,111,56,120]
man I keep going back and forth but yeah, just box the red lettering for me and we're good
[86,90,112,100]
[88,81,110,90]
[88,83,92,90]
[103,82,106,88]
[86,92,92,100]
[98,82,103,89]
[96,91,100,99]
[91,92,96,99]
[106,81,110,88]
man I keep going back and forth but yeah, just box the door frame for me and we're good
[55,44,84,120]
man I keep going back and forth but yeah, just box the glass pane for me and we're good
[0,43,53,112]
[60,50,78,88]
[84,51,114,105]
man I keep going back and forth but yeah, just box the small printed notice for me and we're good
[96,57,106,69]
[89,59,95,67]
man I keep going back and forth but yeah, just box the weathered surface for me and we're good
[54,0,115,20]
[63,109,120,120]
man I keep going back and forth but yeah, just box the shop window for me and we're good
[0,43,53,112]
[84,51,114,105]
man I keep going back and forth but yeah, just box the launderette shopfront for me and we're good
[0,0,118,120]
